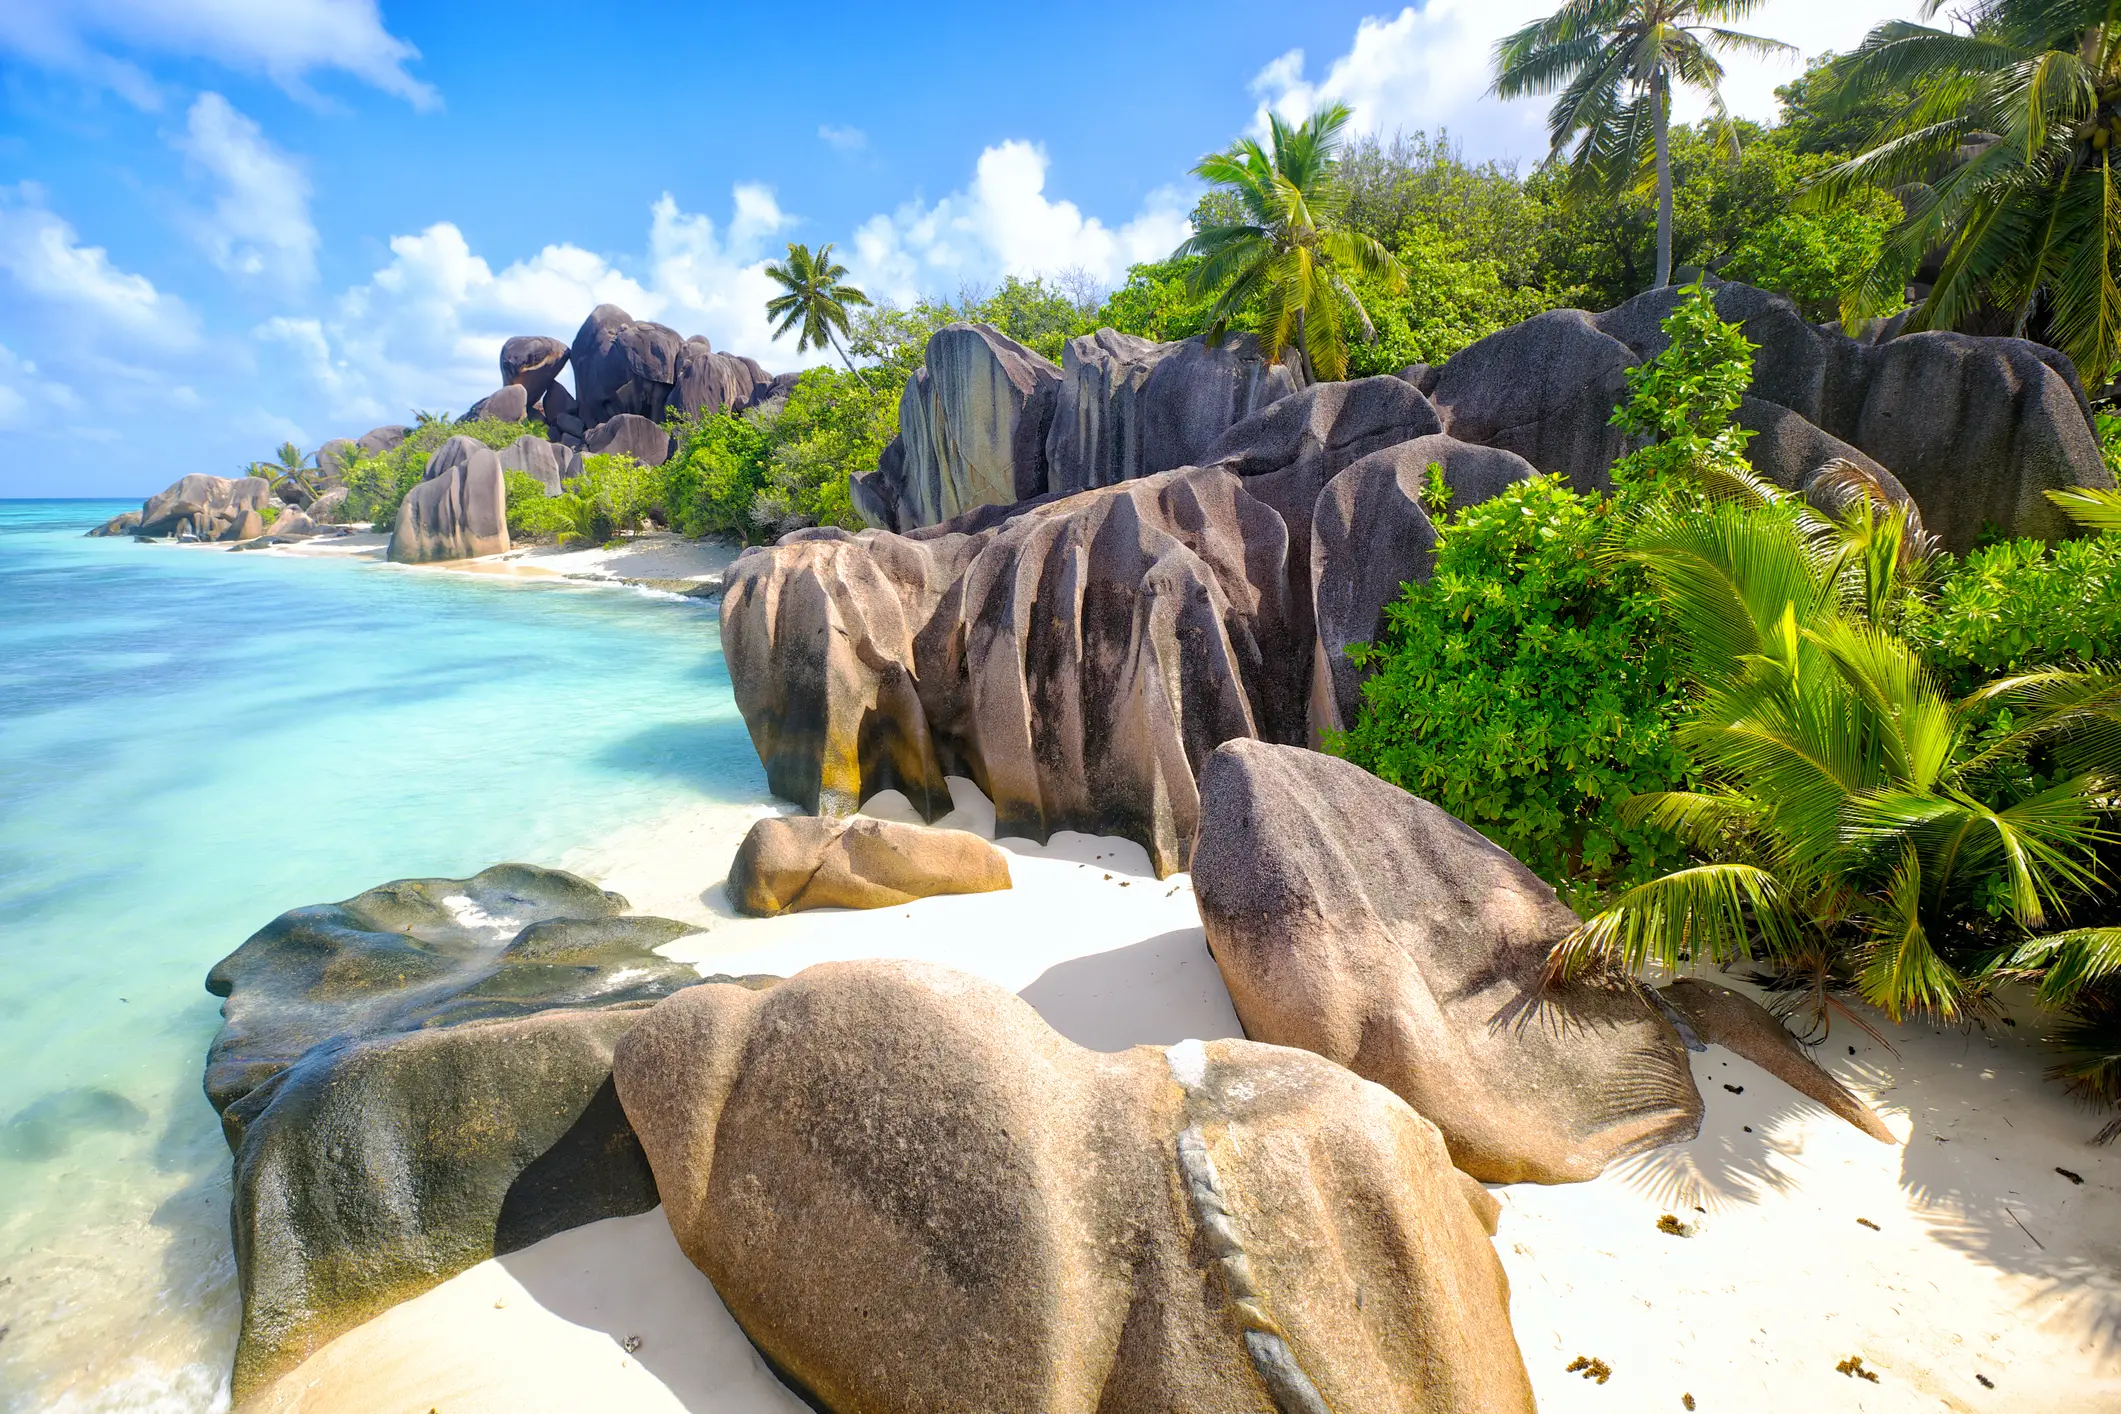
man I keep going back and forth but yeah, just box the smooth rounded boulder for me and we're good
[500,333,570,405]
[727,814,1011,915]
[203,863,726,1398]
[388,435,508,563]
[584,412,673,467]
[463,384,529,423]
[134,473,274,540]
[612,959,1536,1414]
[1191,740,1703,1184]
[570,303,683,427]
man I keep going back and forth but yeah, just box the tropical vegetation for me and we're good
[764,242,873,384]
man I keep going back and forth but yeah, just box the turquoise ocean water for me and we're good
[0,502,764,1410]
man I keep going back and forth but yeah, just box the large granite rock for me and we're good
[1424,279,2111,548]
[314,438,358,479]
[613,959,1536,1413]
[1427,309,1638,493]
[721,466,1305,876]
[1309,435,1539,735]
[584,412,673,467]
[388,435,508,563]
[569,303,683,427]
[727,815,1011,915]
[500,334,569,406]
[540,378,585,440]
[307,486,350,523]
[496,433,581,495]
[87,509,141,537]
[355,424,410,456]
[1191,740,1703,1184]
[202,863,725,1397]
[1045,330,1300,495]
[135,473,274,540]
[463,384,529,424]
[671,337,776,418]
[872,323,1062,530]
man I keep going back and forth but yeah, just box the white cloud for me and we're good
[0,185,196,348]
[819,124,868,154]
[0,0,435,110]
[0,344,81,429]
[172,93,318,289]
[848,141,1192,305]
[1251,0,1922,165]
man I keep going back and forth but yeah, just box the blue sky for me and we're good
[0,0,1913,496]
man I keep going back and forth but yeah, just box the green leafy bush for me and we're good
[339,417,540,527]
[1906,532,2121,693]
[503,471,569,540]
[1344,226,1554,375]
[658,409,772,537]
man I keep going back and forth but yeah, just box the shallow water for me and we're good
[0,502,765,1410]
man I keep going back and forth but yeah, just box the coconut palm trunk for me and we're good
[1654,74,1675,287]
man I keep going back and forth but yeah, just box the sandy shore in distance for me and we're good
[247,528,743,594]
[249,779,2121,1414]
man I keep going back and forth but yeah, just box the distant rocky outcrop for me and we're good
[584,412,673,467]
[671,337,782,419]
[355,424,410,456]
[727,815,1012,915]
[201,863,740,1398]
[118,473,273,541]
[388,435,508,563]
[86,509,141,537]
[570,304,683,427]
[613,959,1536,1413]
[1190,740,1703,1184]
[721,465,1306,875]
[1045,330,1301,496]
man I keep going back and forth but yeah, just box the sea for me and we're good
[0,501,767,1411]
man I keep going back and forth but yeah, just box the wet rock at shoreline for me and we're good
[389,435,509,563]
[132,473,274,541]
[202,862,738,1397]
[86,509,141,537]
[727,814,1011,915]
[1191,740,1703,1184]
[613,959,1536,1413]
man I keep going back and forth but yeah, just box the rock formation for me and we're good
[355,424,409,456]
[727,815,1012,915]
[388,435,508,563]
[496,433,581,495]
[130,473,274,540]
[541,380,585,442]
[201,863,749,1397]
[858,323,1062,530]
[721,466,1306,875]
[1190,740,1703,1184]
[500,334,570,406]
[1657,978,1896,1143]
[1045,330,1301,495]
[584,412,674,467]
[1425,279,2109,548]
[1309,434,1539,734]
[463,384,530,424]
[613,959,1536,1413]
[570,304,683,427]
[672,337,781,418]
[86,509,141,537]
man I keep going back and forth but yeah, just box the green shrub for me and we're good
[1906,532,2121,693]
[338,417,540,527]
[1330,281,1763,897]
[546,453,653,545]
[658,410,771,537]
[504,471,570,540]
[1331,475,1692,894]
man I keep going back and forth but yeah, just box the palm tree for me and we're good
[764,242,871,387]
[1173,104,1406,382]
[1494,0,1794,290]
[1815,0,2121,386]
[1549,466,2121,1030]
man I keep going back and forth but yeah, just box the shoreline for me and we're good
[249,776,2121,1414]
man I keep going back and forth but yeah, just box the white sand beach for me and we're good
[247,528,742,596]
[246,780,2121,1413]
